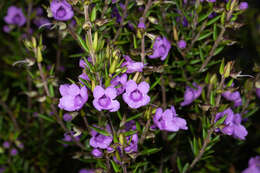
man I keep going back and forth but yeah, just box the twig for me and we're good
[0,99,20,131]
[199,26,225,72]
[112,0,130,43]
[55,31,62,74]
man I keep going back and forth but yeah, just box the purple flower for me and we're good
[180,82,202,106]
[256,88,260,98]
[110,74,128,95]
[79,169,94,173]
[50,0,74,21]
[62,132,80,142]
[124,120,137,131]
[153,106,188,132]
[239,2,248,10]
[3,141,10,149]
[78,72,90,84]
[4,6,26,26]
[124,134,138,153]
[222,90,242,107]
[112,0,118,3]
[207,0,216,2]
[3,25,11,33]
[111,7,122,23]
[93,86,120,112]
[149,36,171,61]
[122,55,144,74]
[214,108,248,140]
[91,148,103,158]
[10,148,18,156]
[90,125,113,149]
[33,17,51,28]
[58,84,88,111]
[177,40,186,49]
[63,113,72,122]
[242,156,260,173]
[123,80,150,109]
[79,58,92,69]
[138,17,146,29]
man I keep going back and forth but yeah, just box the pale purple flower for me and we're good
[256,88,260,98]
[153,106,188,132]
[239,2,248,10]
[63,132,80,142]
[124,134,138,153]
[78,72,90,84]
[3,141,10,148]
[58,84,88,111]
[3,25,11,33]
[91,148,103,158]
[50,0,74,21]
[222,90,242,107]
[111,7,122,23]
[10,148,18,156]
[79,58,92,69]
[123,80,150,109]
[180,82,202,106]
[79,169,94,173]
[207,0,216,2]
[149,36,171,61]
[124,120,137,131]
[63,113,72,122]
[242,156,260,173]
[122,55,144,74]
[214,108,248,140]
[138,17,146,29]
[4,6,26,26]
[177,40,186,49]
[93,86,120,112]
[110,74,127,95]
[90,125,113,149]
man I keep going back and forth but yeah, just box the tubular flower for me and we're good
[4,6,26,26]
[58,84,88,111]
[123,80,150,109]
[149,36,171,61]
[180,82,202,106]
[50,0,74,21]
[93,86,120,112]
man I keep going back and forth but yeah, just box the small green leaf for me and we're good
[89,126,112,136]
[110,160,120,173]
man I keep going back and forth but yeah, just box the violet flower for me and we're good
[110,74,128,95]
[111,7,122,23]
[58,84,88,111]
[239,2,248,10]
[10,148,18,156]
[153,106,188,132]
[33,17,51,29]
[3,25,11,33]
[138,17,146,29]
[256,88,260,98]
[242,156,260,173]
[79,169,94,173]
[4,6,26,27]
[180,82,202,106]
[123,80,150,109]
[89,125,113,149]
[214,108,248,140]
[149,36,171,61]
[91,148,103,158]
[177,40,186,49]
[222,90,242,107]
[125,134,138,153]
[122,55,144,74]
[79,58,92,69]
[50,0,74,21]
[3,141,10,149]
[78,72,90,84]
[93,86,120,112]
[63,113,72,122]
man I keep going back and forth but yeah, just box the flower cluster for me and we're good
[214,108,248,140]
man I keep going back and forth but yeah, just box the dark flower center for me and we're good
[159,45,166,55]
[12,14,21,24]
[130,89,142,102]
[56,6,66,18]
[98,95,111,107]
[74,95,83,107]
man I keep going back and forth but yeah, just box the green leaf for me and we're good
[89,125,112,136]
[215,114,227,127]
[90,6,97,22]
[219,59,225,75]
[139,148,161,156]
[77,34,89,52]
[110,160,120,172]
[207,15,221,26]
[38,113,55,123]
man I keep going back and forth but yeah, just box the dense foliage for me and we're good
[0,0,259,172]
